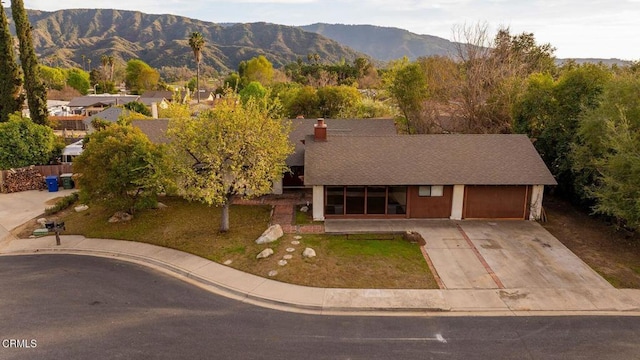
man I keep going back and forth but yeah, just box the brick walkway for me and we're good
[233,192,324,234]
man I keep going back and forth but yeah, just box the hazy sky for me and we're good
[22,0,640,60]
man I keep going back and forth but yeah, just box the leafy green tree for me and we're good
[188,32,205,103]
[0,113,56,169]
[73,124,169,213]
[283,85,320,118]
[124,101,152,117]
[125,59,160,95]
[167,92,293,232]
[222,72,242,92]
[588,115,640,229]
[239,81,267,103]
[39,65,66,90]
[317,85,362,118]
[0,6,23,123]
[514,64,610,200]
[11,0,48,125]
[66,68,91,95]
[385,60,428,133]
[242,55,274,86]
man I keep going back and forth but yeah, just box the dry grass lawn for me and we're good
[27,196,437,289]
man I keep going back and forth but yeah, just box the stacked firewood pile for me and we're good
[2,166,47,193]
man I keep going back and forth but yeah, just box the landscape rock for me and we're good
[268,270,278,277]
[283,254,293,260]
[293,235,302,240]
[223,259,233,265]
[156,202,168,209]
[255,224,283,244]
[286,247,295,253]
[74,204,89,212]
[278,260,288,266]
[256,248,274,259]
[36,218,48,226]
[300,206,309,213]
[291,240,300,245]
[302,247,317,258]
[108,211,132,223]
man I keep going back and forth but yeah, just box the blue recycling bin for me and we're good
[45,175,59,192]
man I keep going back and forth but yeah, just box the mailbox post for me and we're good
[45,221,66,246]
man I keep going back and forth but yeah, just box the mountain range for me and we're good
[4,8,631,73]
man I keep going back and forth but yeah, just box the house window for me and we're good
[366,186,386,214]
[325,186,344,215]
[419,185,444,197]
[388,186,407,214]
[346,186,366,214]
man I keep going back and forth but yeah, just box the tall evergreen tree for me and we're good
[0,6,23,122]
[11,0,48,125]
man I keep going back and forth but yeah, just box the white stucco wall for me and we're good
[312,185,325,221]
[529,185,545,220]
[450,184,465,220]
[271,178,283,195]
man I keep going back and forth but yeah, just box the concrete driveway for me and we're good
[0,189,76,242]
[325,219,613,291]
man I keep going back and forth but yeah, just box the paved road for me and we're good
[1,255,638,360]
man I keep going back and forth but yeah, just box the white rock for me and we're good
[223,259,233,265]
[255,224,284,244]
[286,247,295,253]
[156,202,168,209]
[278,260,288,266]
[283,254,293,260]
[268,270,278,277]
[302,247,317,258]
[256,248,274,259]
[108,211,132,223]
[293,235,302,240]
[36,218,48,226]
[74,204,89,212]
[300,206,309,213]
[291,240,300,245]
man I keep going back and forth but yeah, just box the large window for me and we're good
[325,186,407,216]
[366,186,386,214]
[325,186,344,215]
[346,186,366,214]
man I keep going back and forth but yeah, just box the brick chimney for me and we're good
[314,118,327,141]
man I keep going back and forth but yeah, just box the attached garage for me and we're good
[463,185,530,219]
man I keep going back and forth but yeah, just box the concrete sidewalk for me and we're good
[2,235,639,316]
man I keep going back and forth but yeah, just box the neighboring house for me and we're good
[140,90,174,101]
[138,97,170,110]
[285,118,397,187]
[62,139,84,164]
[82,107,128,132]
[68,95,140,116]
[304,119,557,222]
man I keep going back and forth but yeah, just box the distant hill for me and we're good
[4,8,364,72]
[301,23,459,61]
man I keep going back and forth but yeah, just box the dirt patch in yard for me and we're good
[542,196,640,288]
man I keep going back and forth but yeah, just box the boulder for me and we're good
[108,211,133,223]
[302,247,317,258]
[36,218,48,226]
[255,224,283,244]
[256,248,274,259]
[74,204,89,212]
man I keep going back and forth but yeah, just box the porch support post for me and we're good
[450,184,465,220]
[529,185,545,220]
[312,185,325,221]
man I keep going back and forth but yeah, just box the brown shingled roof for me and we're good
[287,118,397,166]
[303,134,557,186]
[132,119,170,144]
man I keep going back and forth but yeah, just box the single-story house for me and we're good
[131,120,170,144]
[62,139,84,164]
[304,119,557,221]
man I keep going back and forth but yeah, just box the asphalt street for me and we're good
[1,254,638,360]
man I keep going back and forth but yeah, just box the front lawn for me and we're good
[34,196,437,289]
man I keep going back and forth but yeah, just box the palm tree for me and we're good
[107,55,115,81]
[81,54,86,70]
[87,58,92,71]
[188,32,205,103]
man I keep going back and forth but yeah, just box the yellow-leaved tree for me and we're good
[167,93,293,232]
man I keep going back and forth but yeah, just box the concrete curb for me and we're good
[2,236,639,317]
